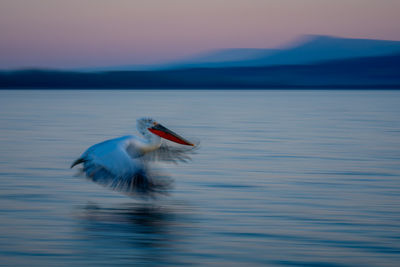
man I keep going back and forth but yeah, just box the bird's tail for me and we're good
[71,158,85,168]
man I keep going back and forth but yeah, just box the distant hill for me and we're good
[1,52,399,89]
[164,35,400,69]
[245,35,400,66]
[161,48,280,69]
[87,49,280,71]
[86,35,400,71]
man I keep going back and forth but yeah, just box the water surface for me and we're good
[0,90,400,266]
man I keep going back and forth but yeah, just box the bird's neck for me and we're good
[141,134,161,153]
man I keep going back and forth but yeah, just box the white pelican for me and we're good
[71,118,197,197]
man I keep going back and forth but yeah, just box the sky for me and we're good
[1,0,400,69]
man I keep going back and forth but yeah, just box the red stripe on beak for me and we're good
[148,125,194,146]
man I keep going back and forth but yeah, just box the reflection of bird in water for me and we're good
[71,118,198,197]
[77,201,192,259]
[81,202,173,234]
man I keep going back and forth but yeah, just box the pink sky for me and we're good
[1,0,400,69]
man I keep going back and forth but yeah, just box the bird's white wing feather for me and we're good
[75,136,171,196]
[141,142,198,164]
[82,136,139,178]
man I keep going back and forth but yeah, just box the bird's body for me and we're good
[71,118,196,197]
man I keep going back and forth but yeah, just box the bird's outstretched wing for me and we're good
[140,142,199,164]
[72,136,171,196]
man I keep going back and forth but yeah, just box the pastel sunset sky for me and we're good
[1,0,399,69]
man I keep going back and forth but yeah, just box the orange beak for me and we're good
[148,123,194,146]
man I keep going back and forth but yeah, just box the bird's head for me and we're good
[137,118,195,146]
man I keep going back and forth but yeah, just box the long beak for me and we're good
[148,124,194,146]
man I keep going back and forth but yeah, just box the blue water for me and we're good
[0,90,400,266]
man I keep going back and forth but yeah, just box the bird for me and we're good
[71,118,197,197]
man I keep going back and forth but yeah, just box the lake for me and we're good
[0,90,400,266]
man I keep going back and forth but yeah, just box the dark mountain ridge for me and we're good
[1,52,399,89]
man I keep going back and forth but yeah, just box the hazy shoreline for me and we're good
[2,52,399,90]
